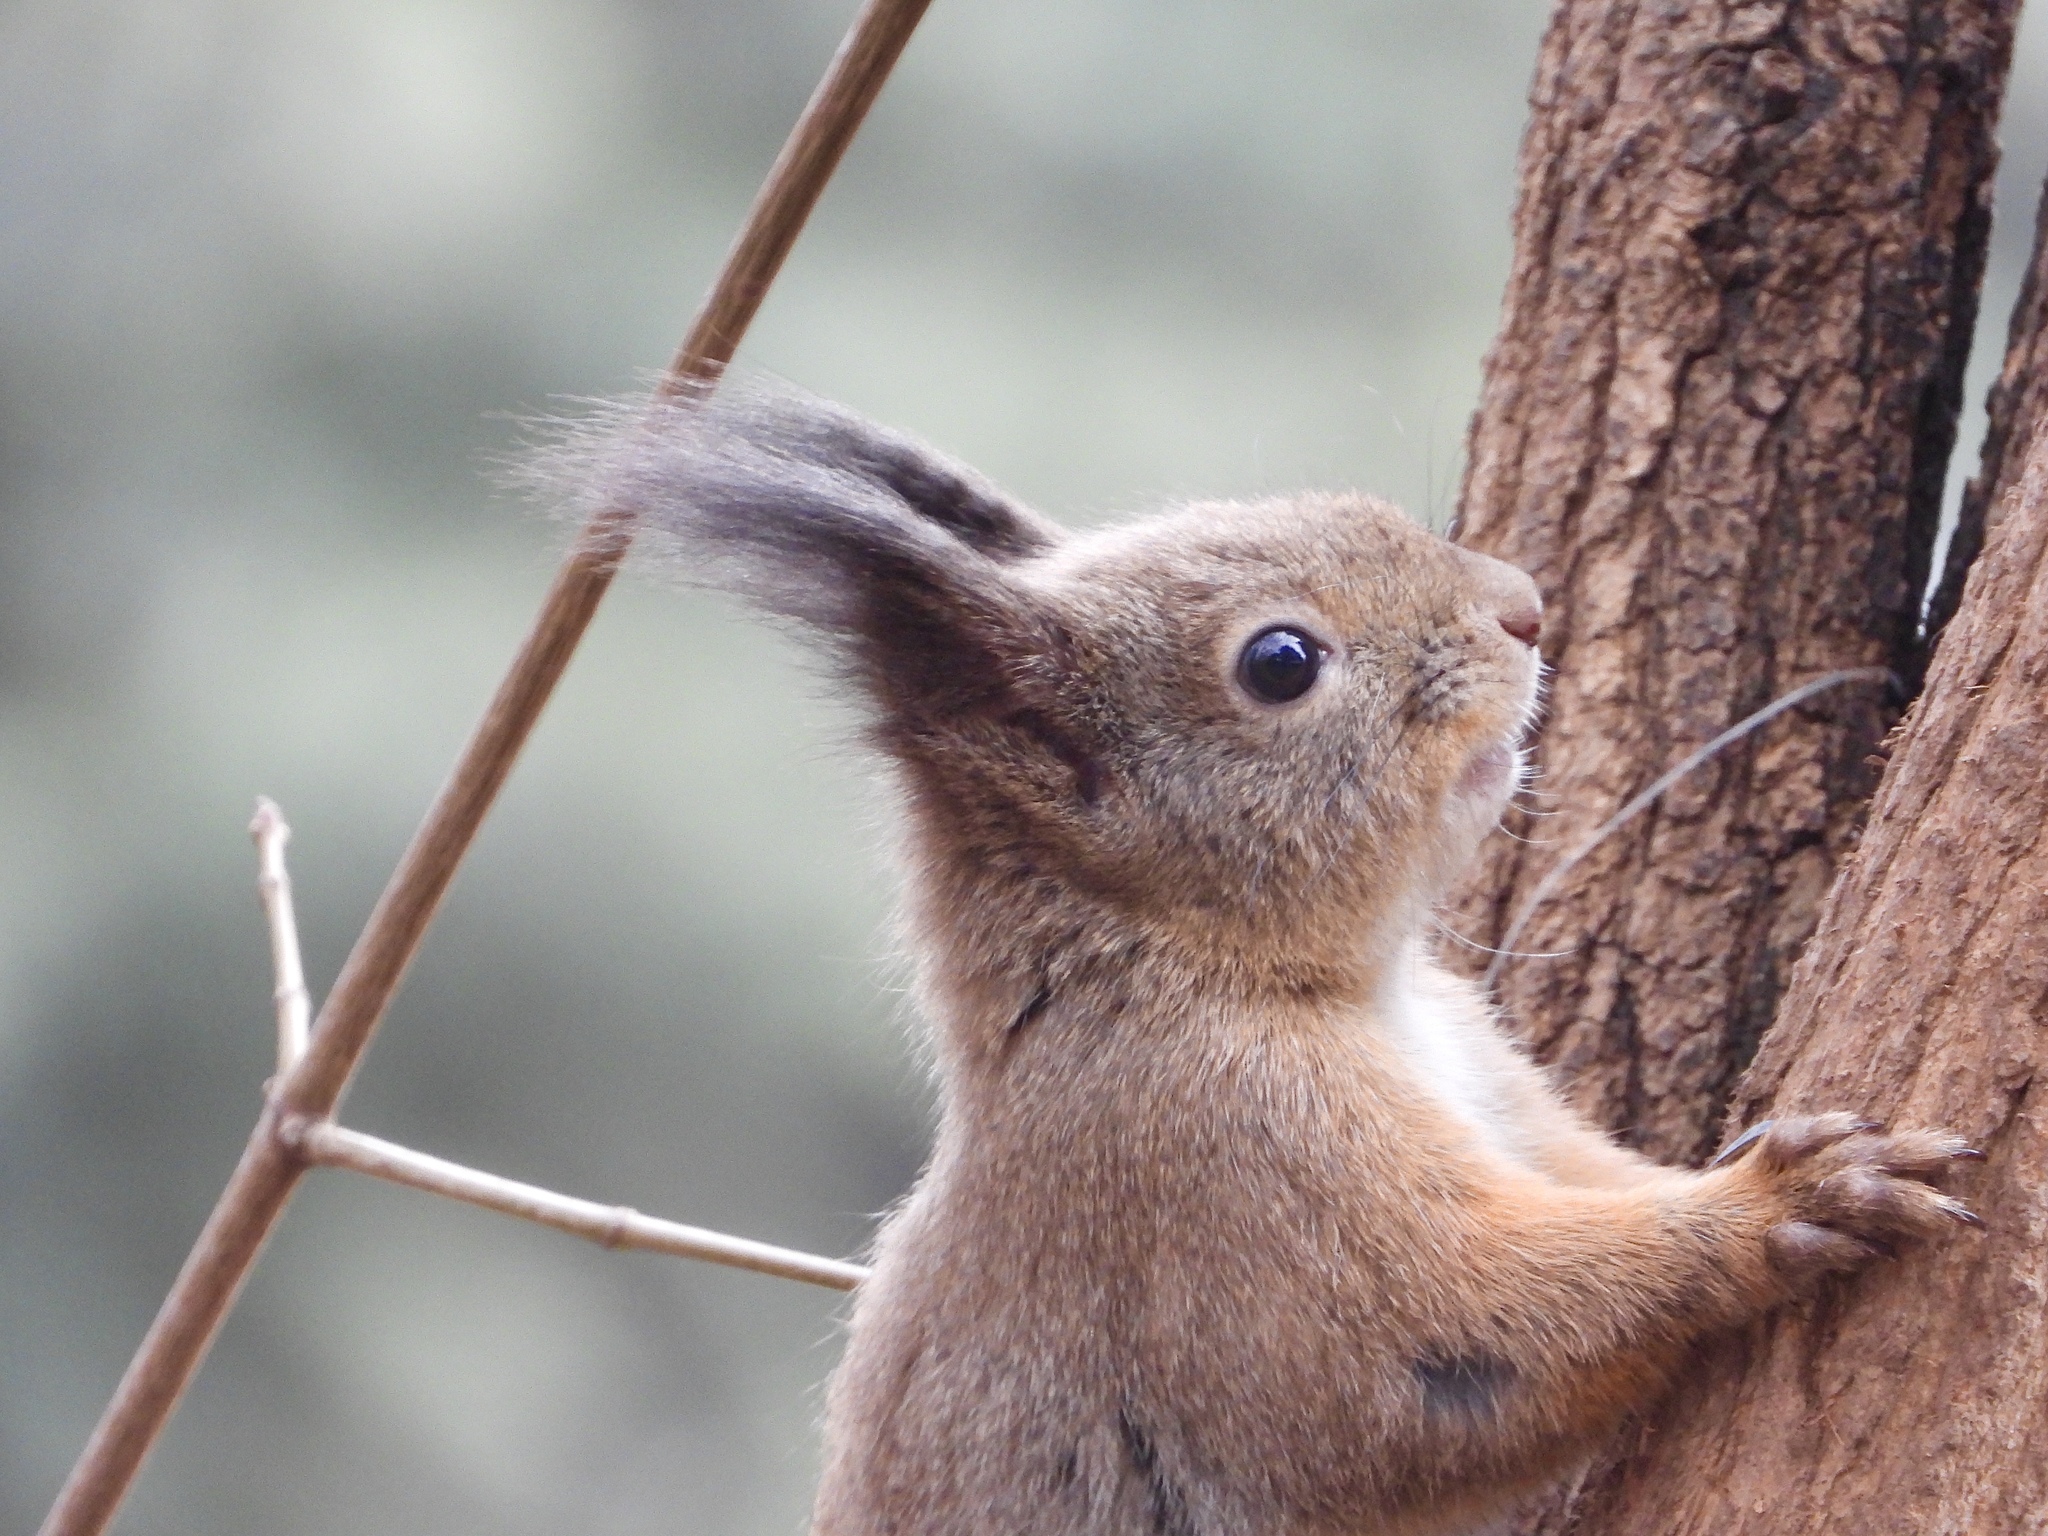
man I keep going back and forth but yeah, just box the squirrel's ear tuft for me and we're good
[526,379,1068,726]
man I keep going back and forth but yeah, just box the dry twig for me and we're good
[39,4,930,1532]
[252,798,864,1291]
[286,1118,867,1292]
[250,797,310,1073]
[256,797,866,1291]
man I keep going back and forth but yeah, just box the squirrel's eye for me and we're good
[1238,627,1322,704]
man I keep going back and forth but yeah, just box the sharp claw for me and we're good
[1850,1119,1882,1135]
[1710,1120,1774,1168]
[1954,1147,1988,1162]
[1949,1204,1986,1229]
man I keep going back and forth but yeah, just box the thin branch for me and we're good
[250,798,311,1073]
[251,798,860,1286]
[253,793,862,1289]
[285,1120,869,1292]
[1482,667,1897,990]
[39,6,933,1532]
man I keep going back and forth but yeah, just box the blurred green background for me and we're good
[4,3,2046,1532]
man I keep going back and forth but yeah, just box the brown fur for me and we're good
[544,383,1976,1536]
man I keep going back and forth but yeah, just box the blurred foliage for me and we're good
[2,2,2044,1532]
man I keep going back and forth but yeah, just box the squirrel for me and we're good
[544,380,1981,1536]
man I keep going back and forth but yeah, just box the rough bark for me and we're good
[1530,388,2048,1536]
[1451,0,2017,1166]
[1930,162,2048,638]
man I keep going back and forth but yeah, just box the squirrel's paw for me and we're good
[1715,1113,1982,1286]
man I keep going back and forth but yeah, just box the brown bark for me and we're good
[1452,0,2017,1166]
[1529,383,2048,1536]
[1930,163,2048,638]
[1454,0,2048,1526]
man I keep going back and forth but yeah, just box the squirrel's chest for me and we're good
[1373,973,1527,1166]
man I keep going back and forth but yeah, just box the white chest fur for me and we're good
[1376,948,1533,1168]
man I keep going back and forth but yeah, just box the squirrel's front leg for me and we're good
[1395,1114,1979,1482]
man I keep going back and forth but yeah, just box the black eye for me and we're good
[1238,627,1322,704]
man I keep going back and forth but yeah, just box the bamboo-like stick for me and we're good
[39,5,931,1531]
[287,1119,869,1292]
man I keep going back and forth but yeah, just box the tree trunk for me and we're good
[1930,164,2048,638]
[1451,0,2048,1526]
[1527,371,2048,1536]
[1451,0,2017,1167]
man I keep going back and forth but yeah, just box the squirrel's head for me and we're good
[557,384,1541,989]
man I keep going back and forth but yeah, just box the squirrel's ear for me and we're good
[535,381,1067,726]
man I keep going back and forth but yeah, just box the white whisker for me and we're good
[1431,914,1573,961]
[1481,667,1898,991]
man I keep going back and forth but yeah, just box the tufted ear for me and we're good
[535,380,1071,732]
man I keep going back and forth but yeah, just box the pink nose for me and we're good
[1498,605,1542,648]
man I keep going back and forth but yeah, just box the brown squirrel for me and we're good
[548,381,1980,1535]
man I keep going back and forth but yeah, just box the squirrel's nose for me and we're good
[1453,546,1543,650]
[1498,603,1542,648]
